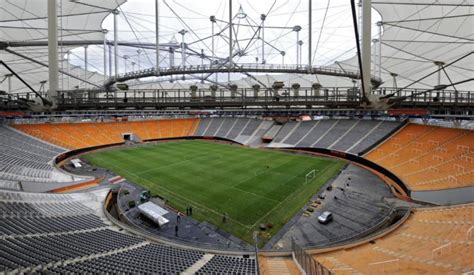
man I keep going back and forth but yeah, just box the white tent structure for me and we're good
[0,0,472,98]
[0,0,125,94]
[344,0,474,91]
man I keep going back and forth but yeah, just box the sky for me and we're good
[69,0,381,82]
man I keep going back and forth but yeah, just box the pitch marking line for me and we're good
[91,144,340,232]
[135,153,221,175]
[94,155,252,230]
[249,164,336,229]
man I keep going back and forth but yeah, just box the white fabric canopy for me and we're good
[337,0,474,90]
[234,1,473,90]
[0,0,472,94]
[0,0,125,93]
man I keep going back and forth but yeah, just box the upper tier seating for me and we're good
[269,119,401,155]
[313,204,474,274]
[366,124,474,191]
[0,189,256,274]
[13,118,199,150]
[0,126,77,183]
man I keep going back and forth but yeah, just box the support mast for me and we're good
[47,0,58,101]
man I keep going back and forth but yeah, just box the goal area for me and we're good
[305,169,317,184]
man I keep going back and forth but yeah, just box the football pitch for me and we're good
[83,140,345,244]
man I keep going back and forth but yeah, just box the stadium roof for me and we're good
[341,0,474,91]
[0,0,125,93]
[0,0,472,94]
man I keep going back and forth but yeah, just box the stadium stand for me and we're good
[194,117,272,146]
[0,189,257,274]
[0,179,22,191]
[1,0,472,273]
[226,118,251,140]
[272,121,300,144]
[0,125,80,183]
[0,118,472,274]
[269,119,401,155]
[274,164,395,249]
[312,204,474,274]
[0,214,105,236]
[366,124,474,191]
[245,120,274,147]
[259,256,301,275]
[193,117,401,150]
[46,242,204,274]
[12,118,198,150]
[196,255,257,274]
[262,124,283,141]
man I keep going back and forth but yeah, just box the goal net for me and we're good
[305,169,316,184]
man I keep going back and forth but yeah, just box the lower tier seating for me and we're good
[0,189,256,274]
[194,117,272,146]
[196,255,257,274]
[45,243,204,274]
[259,256,301,275]
[12,118,199,150]
[268,119,401,155]
[313,204,474,274]
[0,125,76,183]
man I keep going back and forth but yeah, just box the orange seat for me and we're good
[12,118,199,150]
[312,204,474,274]
[365,124,474,191]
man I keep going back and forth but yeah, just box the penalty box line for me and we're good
[96,155,252,230]
[249,164,335,229]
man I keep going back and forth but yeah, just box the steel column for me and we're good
[84,45,88,89]
[47,0,59,100]
[308,0,312,68]
[378,22,382,80]
[108,44,112,77]
[361,0,372,97]
[103,34,107,81]
[113,9,119,78]
[155,0,160,74]
[261,14,266,64]
[229,0,233,75]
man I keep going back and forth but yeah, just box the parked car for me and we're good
[318,211,333,224]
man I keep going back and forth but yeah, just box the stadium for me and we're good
[0,0,473,274]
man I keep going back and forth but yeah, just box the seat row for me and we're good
[12,118,199,150]
[366,124,474,190]
[0,126,67,183]
[313,204,474,274]
[269,119,401,155]
[0,189,257,274]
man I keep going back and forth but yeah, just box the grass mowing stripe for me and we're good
[82,140,344,244]
[136,153,224,175]
[89,153,253,229]
[249,162,338,228]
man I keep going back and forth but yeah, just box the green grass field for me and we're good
[83,140,344,244]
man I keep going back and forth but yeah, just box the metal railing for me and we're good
[291,238,333,275]
[106,63,382,87]
[9,87,473,110]
[49,87,473,107]
[114,187,255,253]
[296,206,396,249]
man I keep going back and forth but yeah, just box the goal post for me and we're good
[305,169,316,184]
